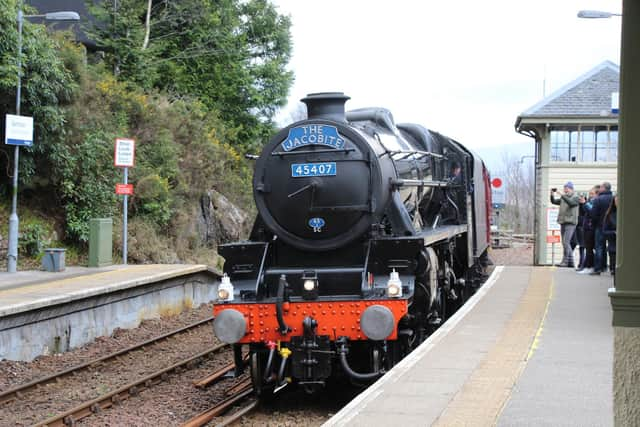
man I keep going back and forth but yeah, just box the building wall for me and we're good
[614,327,640,425]
[536,130,617,265]
[535,133,550,265]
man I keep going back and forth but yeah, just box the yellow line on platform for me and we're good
[433,267,554,427]
[526,272,555,361]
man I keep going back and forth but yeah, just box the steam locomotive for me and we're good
[212,92,492,395]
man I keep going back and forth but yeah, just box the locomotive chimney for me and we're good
[301,92,350,123]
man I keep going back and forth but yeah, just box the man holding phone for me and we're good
[550,182,580,267]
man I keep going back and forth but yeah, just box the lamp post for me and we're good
[577,10,622,19]
[7,6,80,273]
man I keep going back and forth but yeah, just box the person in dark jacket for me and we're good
[550,182,580,267]
[589,182,614,275]
[602,195,617,275]
[577,185,599,274]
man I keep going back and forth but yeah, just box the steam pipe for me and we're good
[337,338,384,381]
[276,275,291,335]
[277,357,287,384]
[263,347,276,382]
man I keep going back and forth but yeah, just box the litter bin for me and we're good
[42,248,66,272]
[89,218,113,267]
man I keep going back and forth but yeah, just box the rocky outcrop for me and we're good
[198,190,249,246]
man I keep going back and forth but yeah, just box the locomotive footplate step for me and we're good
[325,266,613,426]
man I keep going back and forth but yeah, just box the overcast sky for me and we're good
[273,0,621,154]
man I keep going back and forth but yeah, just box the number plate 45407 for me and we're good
[291,162,336,177]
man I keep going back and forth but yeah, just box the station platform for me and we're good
[0,264,220,361]
[326,266,613,426]
[0,264,211,318]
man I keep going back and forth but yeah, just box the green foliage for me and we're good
[19,222,46,256]
[134,174,172,225]
[0,0,289,264]
[0,0,77,188]
[87,0,293,151]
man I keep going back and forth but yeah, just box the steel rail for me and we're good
[215,398,259,427]
[0,317,214,406]
[180,379,254,427]
[193,354,249,388]
[33,343,227,427]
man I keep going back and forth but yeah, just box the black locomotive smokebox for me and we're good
[301,92,350,123]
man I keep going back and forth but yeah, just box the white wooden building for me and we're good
[515,61,619,265]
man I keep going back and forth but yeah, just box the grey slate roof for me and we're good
[519,61,619,118]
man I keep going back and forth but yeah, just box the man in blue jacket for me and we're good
[589,182,614,275]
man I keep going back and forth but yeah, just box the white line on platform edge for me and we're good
[323,265,505,427]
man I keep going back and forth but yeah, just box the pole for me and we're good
[122,167,128,265]
[7,8,23,273]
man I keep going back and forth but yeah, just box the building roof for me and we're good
[519,60,619,120]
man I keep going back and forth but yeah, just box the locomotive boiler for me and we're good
[212,92,491,395]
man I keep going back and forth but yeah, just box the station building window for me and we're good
[550,125,617,163]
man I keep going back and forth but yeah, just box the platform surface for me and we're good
[0,264,209,317]
[326,266,613,426]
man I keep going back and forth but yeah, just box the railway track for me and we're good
[32,343,228,426]
[0,317,215,406]
[181,378,257,427]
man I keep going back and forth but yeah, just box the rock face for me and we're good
[199,190,249,246]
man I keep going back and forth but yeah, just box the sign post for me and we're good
[491,176,505,229]
[546,207,561,265]
[5,114,34,273]
[114,138,135,265]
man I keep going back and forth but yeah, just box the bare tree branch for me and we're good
[142,0,152,50]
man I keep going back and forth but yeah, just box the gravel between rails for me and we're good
[0,304,214,393]
[0,303,223,426]
[77,355,244,426]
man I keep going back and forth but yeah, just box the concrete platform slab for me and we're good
[0,264,210,317]
[0,264,220,361]
[325,266,614,427]
[0,265,125,291]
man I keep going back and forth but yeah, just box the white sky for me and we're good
[273,0,622,152]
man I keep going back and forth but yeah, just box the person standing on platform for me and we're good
[589,182,614,275]
[577,185,599,274]
[602,195,617,276]
[550,182,580,267]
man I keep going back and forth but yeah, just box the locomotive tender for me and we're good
[212,92,492,395]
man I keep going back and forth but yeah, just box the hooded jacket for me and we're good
[550,191,580,225]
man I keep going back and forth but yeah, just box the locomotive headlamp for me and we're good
[302,271,319,300]
[217,274,235,302]
[303,279,316,291]
[387,269,403,298]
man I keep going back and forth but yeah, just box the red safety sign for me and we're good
[546,234,561,244]
[116,184,134,195]
[491,177,503,188]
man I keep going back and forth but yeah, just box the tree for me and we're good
[87,0,293,151]
[498,152,535,234]
[0,0,76,190]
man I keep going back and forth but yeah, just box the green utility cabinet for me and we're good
[89,218,113,267]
